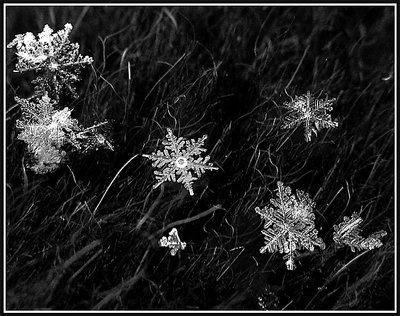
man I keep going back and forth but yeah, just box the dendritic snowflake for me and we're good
[255,181,325,270]
[143,128,218,196]
[16,93,113,174]
[333,212,387,252]
[159,228,187,256]
[7,23,93,98]
[281,91,338,142]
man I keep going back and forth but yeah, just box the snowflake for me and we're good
[281,91,338,142]
[16,93,78,173]
[159,228,187,256]
[333,212,387,252]
[143,128,218,196]
[7,23,93,98]
[255,181,325,270]
[16,93,114,174]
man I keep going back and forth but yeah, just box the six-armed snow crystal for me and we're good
[255,182,326,270]
[281,91,338,142]
[143,128,218,196]
[7,23,93,99]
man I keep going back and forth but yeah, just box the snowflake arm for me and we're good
[71,121,115,153]
[259,223,288,254]
[282,232,299,270]
[333,212,387,252]
[163,128,185,154]
[143,128,218,196]
[281,91,338,142]
[293,224,326,252]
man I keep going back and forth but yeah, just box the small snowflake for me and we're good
[281,91,338,142]
[143,128,218,196]
[159,228,187,256]
[7,23,93,98]
[255,181,325,270]
[333,212,387,252]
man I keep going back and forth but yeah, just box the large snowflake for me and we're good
[7,23,93,98]
[281,91,338,142]
[143,128,218,196]
[255,182,325,270]
[16,93,113,174]
[333,212,387,252]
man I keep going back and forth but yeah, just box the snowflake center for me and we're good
[301,107,312,118]
[175,157,188,168]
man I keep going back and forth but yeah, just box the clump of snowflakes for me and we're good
[333,212,387,251]
[281,91,338,142]
[143,128,218,196]
[255,181,325,270]
[16,93,113,174]
[159,228,187,256]
[7,23,93,98]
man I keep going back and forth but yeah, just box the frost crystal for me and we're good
[281,91,338,142]
[7,23,93,98]
[159,228,187,256]
[255,181,325,270]
[143,128,218,196]
[16,93,114,174]
[333,212,387,251]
